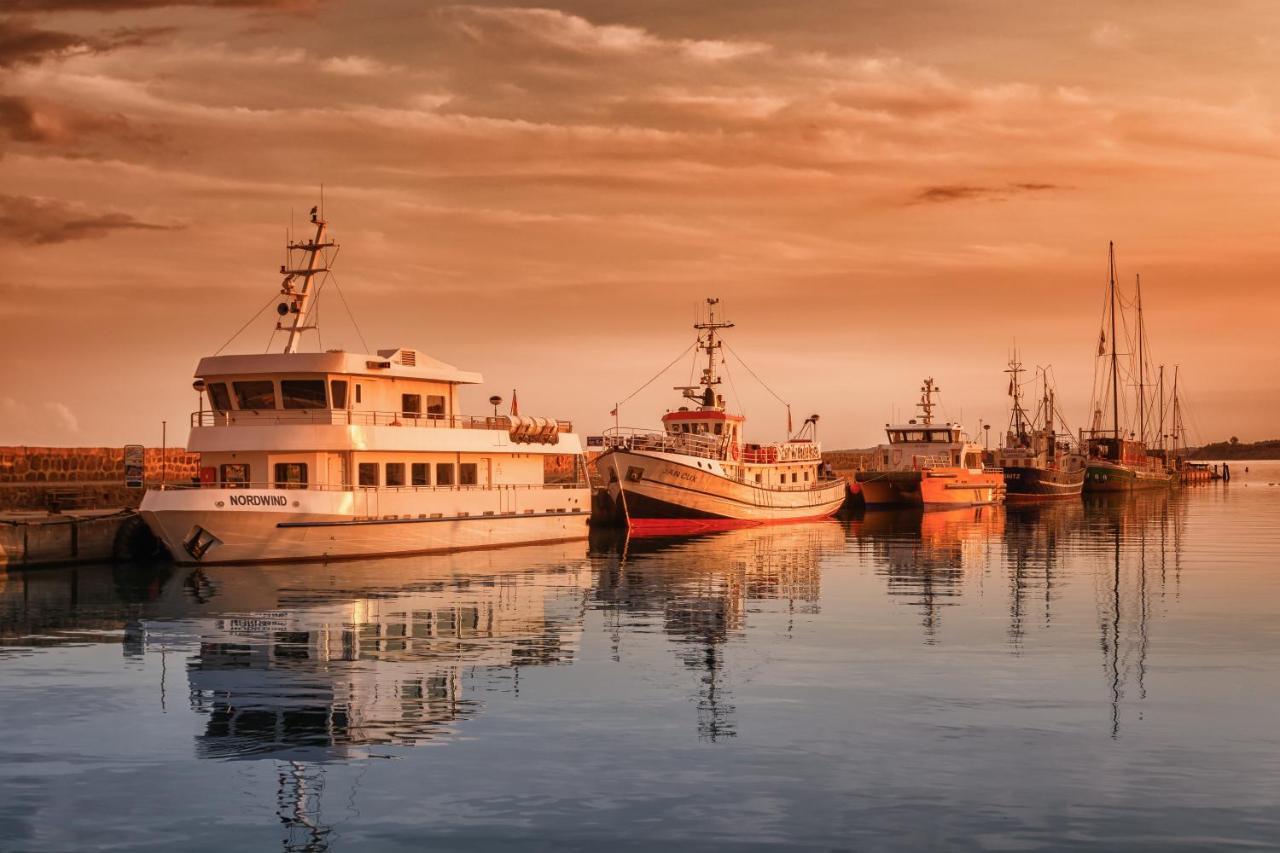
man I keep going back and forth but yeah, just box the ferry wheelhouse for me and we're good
[855,378,1005,508]
[140,211,590,565]
[594,299,847,534]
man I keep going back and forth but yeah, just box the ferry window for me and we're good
[459,463,478,485]
[755,474,762,483]
[402,394,421,417]
[220,463,249,488]
[780,474,786,484]
[207,382,231,412]
[411,463,430,486]
[233,380,276,410]
[427,395,446,419]
[927,430,951,442]
[330,380,348,409]
[281,379,326,409]
[714,423,723,435]
[792,472,798,482]
[436,463,455,486]
[385,463,406,487]
[804,471,810,482]
[274,463,308,489]
[888,431,903,443]
[355,384,362,404]
[905,431,926,442]
[358,462,378,487]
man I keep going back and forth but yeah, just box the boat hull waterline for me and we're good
[1001,465,1086,500]
[855,469,1005,508]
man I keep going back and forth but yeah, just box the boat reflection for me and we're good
[851,506,1004,643]
[1002,500,1084,650]
[592,521,844,740]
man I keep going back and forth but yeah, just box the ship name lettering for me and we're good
[228,494,289,507]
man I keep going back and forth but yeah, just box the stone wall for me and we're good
[0,447,200,511]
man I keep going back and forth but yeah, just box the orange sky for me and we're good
[2,1,1278,449]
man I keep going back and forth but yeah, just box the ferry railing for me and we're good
[157,481,587,492]
[192,410,572,433]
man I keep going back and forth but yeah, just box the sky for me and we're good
[2,0,1278,449]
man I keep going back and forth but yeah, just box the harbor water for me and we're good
[1,464,1278,851]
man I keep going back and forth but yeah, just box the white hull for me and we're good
[141,485,590,565]
[595,449,847,526]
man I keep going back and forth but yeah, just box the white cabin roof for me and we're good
[195,348,483,385]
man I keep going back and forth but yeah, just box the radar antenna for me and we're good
[277,206,337,353]
[673,298,735,410]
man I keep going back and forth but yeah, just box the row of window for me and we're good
[668,422,731,436]
[207,379,446,415]
[216,462,479,488]
[889,429,958,444]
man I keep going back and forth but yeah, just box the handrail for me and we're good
[158,481,585,492]
[192,410,573,433]
[602,427,821,463]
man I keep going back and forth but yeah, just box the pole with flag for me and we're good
[510,389,519,417]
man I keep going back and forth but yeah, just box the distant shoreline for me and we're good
[1188,440,1280,461]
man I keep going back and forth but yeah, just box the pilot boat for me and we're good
[140,209,591,565]
[855,378,1005,508]
[593,298,847,535]
[992,355,1086,500]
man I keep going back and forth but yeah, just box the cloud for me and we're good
[1090,22,1132,50]
[3,0,320,11]
[0,94,133,144]
[0,18,175,67]
[44,402,79,434]
[912,183,1063,204]
[0,194,179,244]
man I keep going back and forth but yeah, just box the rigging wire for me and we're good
[215,291,282,356]
[614,342,697,413]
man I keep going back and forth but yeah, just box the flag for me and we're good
[1098,330,1106,356]
[510,388,519,416]
[1008,378,1015,396]
[610,406,618,417]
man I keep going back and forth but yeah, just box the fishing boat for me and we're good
[855,378,1005,508]
[140,208,591,565]
[593,298,847,535]
[1080,244,1174,492]
[992,355,1085,500]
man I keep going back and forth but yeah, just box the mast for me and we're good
[676,297,734,411]
[1171,366,1181,458]
[1136,273,1146,446]
[1157,365,1165,456]
[917,377,939,426]
[1108,242,1121,444]
[277,207,335,354]
[1005,351,1027,441]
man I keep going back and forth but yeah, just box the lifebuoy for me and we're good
[730,443,740,461]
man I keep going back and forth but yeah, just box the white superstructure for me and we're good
[140,210,590,564]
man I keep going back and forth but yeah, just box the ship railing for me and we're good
[156,481,586,492]
[911,453,956,470]
[601,428,725,461]
[192,410,572,433]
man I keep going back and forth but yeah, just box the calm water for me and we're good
[2,464,1279,851]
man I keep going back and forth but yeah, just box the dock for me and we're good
[0,510,147,570]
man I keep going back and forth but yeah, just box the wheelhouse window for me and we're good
[411,463,430,486]
[330,380,348,409]
[436,463,455,486]
[928,430,954,442]
[281,379,327,409]
[207,382,231,412]
[714,423,723,435]
[358,462,378,487]
[274,462,308,489]
[459,463,478,486]
[233,380,276,410]
[385,462,406,487]
[220,463,250,488]
[426,395,446,419]
[402,394,421,418]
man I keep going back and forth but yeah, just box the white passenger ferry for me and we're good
[140,210,590,565]
[594,299,848,534]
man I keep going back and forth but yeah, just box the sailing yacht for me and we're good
[1080,244,1174,491]
[993,355,1086,499]
[140,208,591,565]
[593,298,847,534]
[855,378,1005,508]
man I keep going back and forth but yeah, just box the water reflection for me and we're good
[592,522,844,740]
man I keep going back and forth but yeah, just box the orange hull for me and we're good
[857,468,1004,508]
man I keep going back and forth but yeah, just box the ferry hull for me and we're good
[1002,465,1085,501]
[856,469,1004,508]
[595,449,847,532]
[1083,461,1173,492]
[140,487,590,565]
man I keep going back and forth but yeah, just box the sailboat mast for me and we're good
[1158,365,1165,455]
[1109,242,1121,443]
[1171,366,1181,457]
[1136,274,1146,445]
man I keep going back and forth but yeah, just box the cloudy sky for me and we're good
[2,0,1278,448]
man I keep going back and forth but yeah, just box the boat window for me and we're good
[220,463,249,488]
[402,394,421,418]
[330,380,348,409]
[207,382,231,412]
[888,431,903,443]
[804,471,810,481]
[436,463,455,486]
[233,380,276,410]
[427,395,446,419]
[355,384,362,404]
[459,463,478,485]
[755,474,762,483]
[964,453,980,467]
[792,472,798,482]
[411,463,430,486]
[281,379,327,409]
[274,462,308,489]
[927,430,950,442]
[904,430,927,442]
[385,462,406,487]
[358,462,378,487]
[714,423,723,435]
